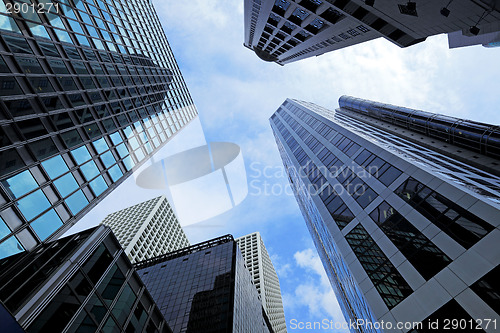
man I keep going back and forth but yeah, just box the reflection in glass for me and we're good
[54,173,79,197]
[65,190,88,215]
[90,176,107,196]
[30,209,63,241]
[42,155,69,179]
[2,170,38,199]
[108,165,122,182]
[81,161,100,180]
[71,145,92,164]
[17,189,51,221]
[0,235,24,260]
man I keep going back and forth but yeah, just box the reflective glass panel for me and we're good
[123,156,133,171]
[42,155,69,179]
[116,143,129,158]
[17,189,51,221]
[81,161,100,181]
[108,165,122,182]
[0,217,10,239]
[0,235,24,260]
[65,190,88,215]
[71,145,92,165]
[101,151,115,168]
[93,138,109,154]
[2,169,38,199]
[30,209,63,241]
[90,176,107,196]
[54,173,79,197]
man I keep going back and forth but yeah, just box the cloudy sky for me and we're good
[71,0,500,331]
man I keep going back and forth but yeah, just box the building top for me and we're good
[134,234,234,270]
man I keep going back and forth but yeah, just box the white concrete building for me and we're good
[236,232,287,333]
[101,195,190,263]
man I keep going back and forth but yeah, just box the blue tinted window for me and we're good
[66,190,88,215]
[72,145,92,164]
[129,137,139,150]
[0,217,11,239]
[101,151,115,168]
[31,209,63,241]
[80,161,100,181]
[2,170,38,199]
[17,189,51,221]
[0,236,24,260]
[123,156,134,171]
[135,149,145,162]
[123,126,132,137]
[90,176,107,196]
[42,155,69,179]
[54,173,79,197]
[110,132,123,145]
[93,138,108,154]
[108,165,123,182]
[116,143,129,158]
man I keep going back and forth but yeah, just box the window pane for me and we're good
[81,161,100,181]
[116,143,129,158]
[54,173,79,197]
[0,235,24,260]
[108,165,122,182]
[123,156,134,171]
[2,170,38,199]
[71,146,92,165]
[0,216,11,239]
[17,189,51,221]
[93,138,108,154]
[30,209,63,241]
[65,190,88,215]
[42,155,69,179]
[90,176,107,196]
[110,132,123,145]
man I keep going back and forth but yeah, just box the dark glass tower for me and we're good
[270,96,500,332]
[0,0,198,259]
[0,225,172,332]
[135,235,274,333]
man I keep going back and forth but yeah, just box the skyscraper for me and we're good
[0,225,172,332]
[101,195,190,263]
[236,232,287,333]
[270,96,500,332]
[244,0,500,65]
[0,0,198,259]
[135,235,275,333]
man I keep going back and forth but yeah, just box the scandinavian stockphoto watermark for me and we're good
[289,318,497,331]
[248,161,378,197]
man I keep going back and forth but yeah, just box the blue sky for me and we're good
[70,1,500,332]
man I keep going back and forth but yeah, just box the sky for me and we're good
[69,1,500,332]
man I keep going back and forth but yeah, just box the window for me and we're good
[17,189,51,221]
[65,190,88,215]
[2,170,38,199]
[31,209,63,241]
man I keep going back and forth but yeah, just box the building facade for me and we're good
[270,96,500,332]
[0,225,172,332]
[135,235,274,333]
[244,0,500,65]
[101,195,190,263]
[0,0,198,260]
[236,232,287,333]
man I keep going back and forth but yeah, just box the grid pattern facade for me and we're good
[136,235,273,333]
[0,225,172,332]
[0,0,198,260]
[270,97,500,332]
[236,232,287,333]
[101,195,190,263]
[244,0,500,65]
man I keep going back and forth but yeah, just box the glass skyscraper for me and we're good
[0,225,172,332]
[135,235,275,333]
[270,96,500,332]
[0,0,197,259]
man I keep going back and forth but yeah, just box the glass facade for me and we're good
[0,225,171,332]
[135,235,273,333]
[270,96,500,331]
[0,0,198,258]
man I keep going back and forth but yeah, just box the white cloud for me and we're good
[283,248,349,332]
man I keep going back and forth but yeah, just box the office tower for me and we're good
[101,195,190,263]
[236,232,287,333]
[244,0,500,65]
[0,0,198,259]
[0,225,172,332]
[270,96,500,332]
[135,235,274,333]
